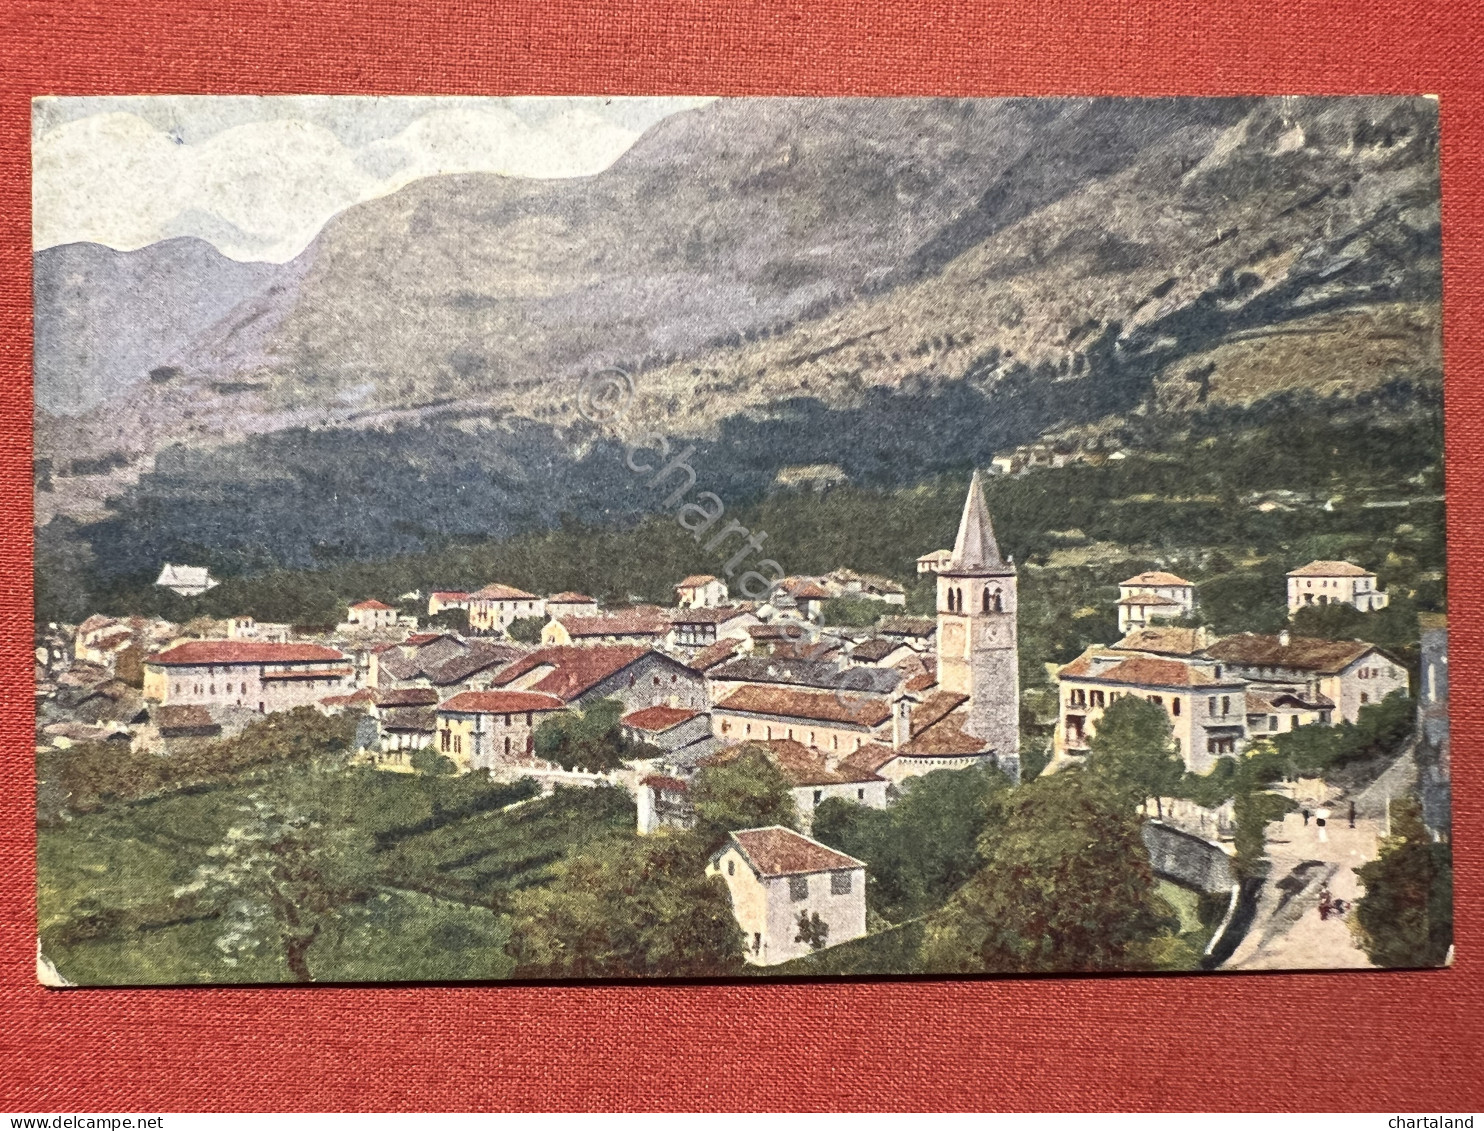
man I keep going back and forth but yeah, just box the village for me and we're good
[36,474,1447,970]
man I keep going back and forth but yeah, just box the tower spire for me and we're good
[949,470,1008,574]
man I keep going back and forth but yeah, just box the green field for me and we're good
[38,760,636,985]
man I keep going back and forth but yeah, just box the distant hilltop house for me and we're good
[155,563,219,597]
[344,599,398,630]
[770,463,849,492]
[707,827,867,966]
[675,574,728,609]
[545,592,599,620]
[819,569,906,606]
[1287,560,1389,613]
[917,549,953,574]
[426,590,470,617]
[466,584,545,633]
[1116,571,1197,633]
[542,606,670,648]
[988,443,1125,478]
[225,616,291,643]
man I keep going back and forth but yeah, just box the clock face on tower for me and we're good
[978,620,1013,648]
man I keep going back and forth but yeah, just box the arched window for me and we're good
[982,589,991,613]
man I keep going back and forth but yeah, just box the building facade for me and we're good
[675,574,728,608]
[708,827,867,966]
[143,641,351,713]
[466,584,545,634]
[1287,560,1389,613]
[434,690,566,773]
[1117,571,1196,632]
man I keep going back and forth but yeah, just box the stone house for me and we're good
[1204,631,1408,723]
[490,645,709,714]
[667,605,760,652]
[434,689,566,773]
[1287,560,1389,613]
[426,590,470,617]
[707,827,867,966]
[143,641,352,713]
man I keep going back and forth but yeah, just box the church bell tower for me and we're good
[935,470,1019,761]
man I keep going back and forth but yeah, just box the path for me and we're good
[1225,809,1378,970]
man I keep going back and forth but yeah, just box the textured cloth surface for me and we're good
[2,0,1482,1112]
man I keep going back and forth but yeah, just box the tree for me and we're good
[506,615,545,644]
[1353,799,1453,968]
[812,764,1009,922]
[688,746,798,851]
[411,747,458,776]
[532,698,656,772]
[1087,695,1183,818]
[795,910,829,951]
[506,833,745,977]
[426,607,470,634]
[920,769,1177,974]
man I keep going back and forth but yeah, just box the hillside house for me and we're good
[821,569,906,605]
[1287,560,1389,613]
[711,685,893,755]
[423,644,524,695]
[1205,631,1407,723]
[667,605,760,651]
[345,599,398,630]
[620,705,712,753]
[675,574,728,609]
[378,707,437,760]
[143,641,351,713]
[917,549,953,575]
[155,563,219,597]
[427,590,470,617]
[225,616,291,643]
[434,690,566,773]
[848,637,916,668]
[1055,650,1249,773]
[543,607,670,647]
[1246,687,1336,736]
[466,584,545,634]
[545,592,599,619]
[708,827,867,966]
[1117,571,1197,633]
[491,646,709,714]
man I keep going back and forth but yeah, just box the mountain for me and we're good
[33,96,1442,583]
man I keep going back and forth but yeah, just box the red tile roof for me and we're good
[703,739,884,786]
[491,645,653,700]
[556,609,668,637]
[788,580,831,600]
[1287,560,1373,577]
[714,686,891,728]
[621,705,700,732]
[1064,655,1232,688]
[1113,628,1206,656]
[439,690,566,714]
[430,590,470,599]
[729,827,863,877]
[320,689,379,708]
[676,574,719,589]
[689,638,742,672]
[1116,592,1182,607]
[351,599,395,611]
[1121,571,1194,587]
[470,583,539,600]
[642,774,689,793]
[146,641,347,665]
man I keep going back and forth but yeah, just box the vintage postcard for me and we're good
[33,95,1450,984]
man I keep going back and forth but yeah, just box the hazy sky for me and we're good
[33,95,713,262]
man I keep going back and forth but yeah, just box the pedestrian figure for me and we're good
[1315,807,1330,843]
[1302,808,1310,826]
[1318,886,1332,921]
[1349,800,1356,829]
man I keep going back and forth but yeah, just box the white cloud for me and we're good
[32,96,710,262]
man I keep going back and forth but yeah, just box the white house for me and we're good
[1116,571,1197,632]
[707,826,867,966]
[155,563,219,597]
[675,574,728,609]
[1287,560,1389,613]
[466,584,545,634]
[545,592,600,620]
[345,599,398,630]
[916,549,954,575]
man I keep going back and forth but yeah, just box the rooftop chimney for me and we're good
[893,696,915,751]
[1278,630,1292,647]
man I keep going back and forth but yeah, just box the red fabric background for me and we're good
[1,0,1480,1112]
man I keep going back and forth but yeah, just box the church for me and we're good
[931,470,1022,779]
